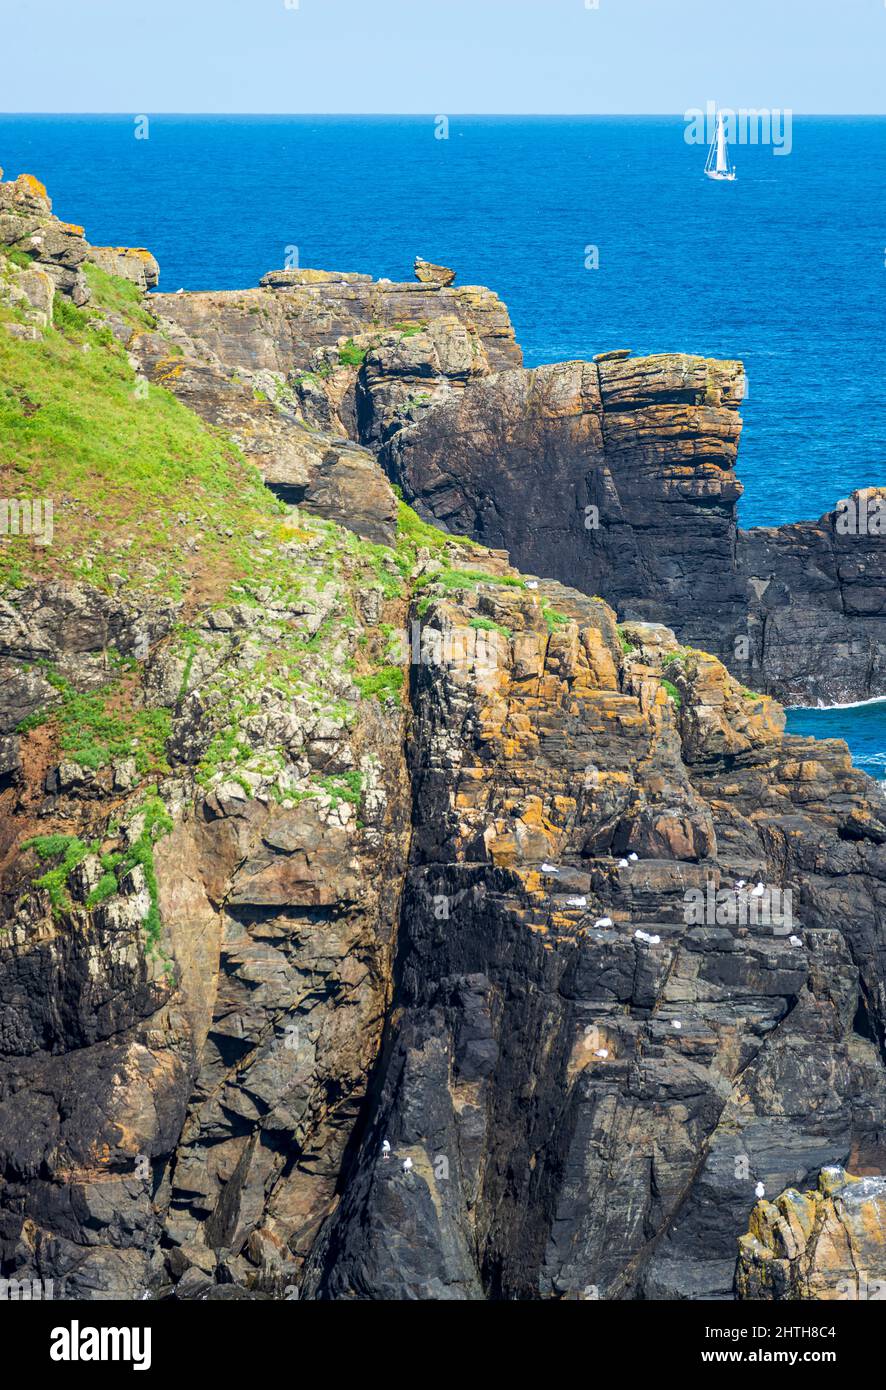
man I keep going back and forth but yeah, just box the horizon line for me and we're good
[2,110,885,119]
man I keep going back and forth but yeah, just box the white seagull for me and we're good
[566,896,587,908]
[402,1157,413,1173]
[755,1181,765,1199]
[789,935,802,947]
[672,1020,682,1030]
[541,862,560,875]
[628,852,639,862]
[618,858,629,868]
[381,1139,391,1158]
[751,882,766,897]
[594,916,613,929]
[594,1048,609,1059]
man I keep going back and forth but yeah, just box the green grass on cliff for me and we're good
[0,283,279,595]
[29,667,172,774]
[337,338,367,366]
[23,795,173,964]
[82,261,156,331]
[661,678,683,709]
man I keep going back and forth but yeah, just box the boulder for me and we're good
[414,256,456,286]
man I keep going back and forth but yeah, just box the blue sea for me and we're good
[0,115,883,778]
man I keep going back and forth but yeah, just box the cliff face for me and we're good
[152,265,885,706]
[2,177,886,1301]
[300,590,886,1301]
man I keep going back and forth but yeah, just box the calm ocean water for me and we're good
[0,116,883,775]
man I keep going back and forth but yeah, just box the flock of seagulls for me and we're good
[732,878,769,899]
[539,861,802,1000]
[381,1138,414,1174]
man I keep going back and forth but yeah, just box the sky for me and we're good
[1,0,883,114]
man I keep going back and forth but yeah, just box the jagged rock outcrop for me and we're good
[300,582,886,1300]
[142,250,885,705]
[379,351,884,706]
[737,1167,886,1299]
[88,245,160,292]
[2,174,886,1302]
[0,171,91,306]
[414,257,456,287]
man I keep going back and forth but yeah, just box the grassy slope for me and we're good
[0,261,279,597]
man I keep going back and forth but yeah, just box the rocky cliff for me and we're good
[1,175,885,1301]
[147,257,884,707]
[737,1167,886,1300]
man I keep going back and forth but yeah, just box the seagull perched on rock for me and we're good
[628,852,639,862]
[735,879,746,890]
[618,858,629,868]
[672,1020,682,1030]
[541,862,560,875]
[635,930,660,945]
[789,935,802,947]
[755,1181,765,1199]
[751,882,766,897]
[525,580,538,590]
[594,1048,609,1059]
[566,895,587,908]
[402,1157,413,1173]
[381,1139,391,1159]
[594,916,613,929]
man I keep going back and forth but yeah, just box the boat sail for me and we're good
[704,110,736,181]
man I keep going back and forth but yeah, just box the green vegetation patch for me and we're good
[541,603,570,634]
[41,668,171,774]
[354,665,404,704]
[310,771,364,808]
[469,616,512,637]
[661,678,683,709]
[414,566,524,595]
[24,833,95,913]
[337,338,367,367]
[0,292,279,593]
[82,262,156,331]
[25,797,175,959]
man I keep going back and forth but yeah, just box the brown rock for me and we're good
[414,257,456,286]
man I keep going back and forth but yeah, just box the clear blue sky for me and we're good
[2,0,883,114]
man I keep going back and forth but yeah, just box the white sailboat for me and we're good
[704,110,736,181]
